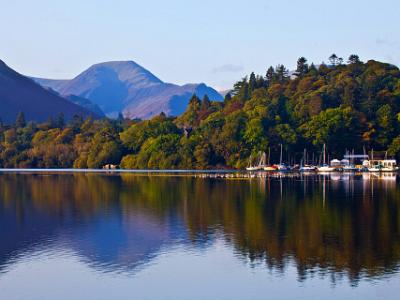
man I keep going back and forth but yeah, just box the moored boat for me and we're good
[246,152,267,171]
[275,144,289,171]
[364,159,398,172]
[317,144,335,172]
[363,151,399,172]
[263,148,277,171]
[300,165,317,172]
[299,149,317,172]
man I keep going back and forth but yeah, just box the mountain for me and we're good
[64,94,105,117]
[0,60,98,124]
[32,61,223,119]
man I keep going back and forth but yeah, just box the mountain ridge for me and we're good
[32,60,223,119]
[0,60,98,124]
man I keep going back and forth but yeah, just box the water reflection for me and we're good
[0,172,399,284]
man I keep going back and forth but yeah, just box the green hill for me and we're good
[1,55,400,169]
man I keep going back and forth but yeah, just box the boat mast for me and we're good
[280,144,283,165]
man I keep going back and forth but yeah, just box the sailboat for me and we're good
[274,144,289,171]
[263,148,277,171]
[317,144,335,172]
[300,149,317,172]
[246,152,266,171]
[342,149,357,171]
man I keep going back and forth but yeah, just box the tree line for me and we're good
[1,55,400,169]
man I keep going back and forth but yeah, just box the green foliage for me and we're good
[1,56,400,168]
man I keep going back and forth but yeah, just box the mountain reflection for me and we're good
[0,172,399,283]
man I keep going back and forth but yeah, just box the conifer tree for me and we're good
[275,65,289,83]
[15,112,26,128]
[56,113,65,129]
[296,57,309,76]
[329,54,338,66]
[201,95,211,110]
[348,54,361,64]
[266,66,275,85]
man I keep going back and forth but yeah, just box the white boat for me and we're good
[317,144,335,172]
[264,166,277,171]
[275,144,289,171]
[300,165,317,172]
[299,149,317,172]
[317,164,335,172]
[341,158,357,171]
[342,165,358,171]
[365,159,398,172]
[275,163,289,171]
[246,152,267,171]
[364,151,399,172]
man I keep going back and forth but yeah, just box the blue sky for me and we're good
[0,0,399,90]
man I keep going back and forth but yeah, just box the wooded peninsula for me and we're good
[1,55,400,169]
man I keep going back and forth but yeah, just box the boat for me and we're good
[246,152,267,171]
[263,148,277,171]
[341,158,357,171]
[366,160,398,172]
[363,151,399,172]
[246,154,257,171]
[275,144,289,171]
[264,165,277,171]
[343,149,369,171]
[299,149,317,172]
[300,165,317,172]
[317,144,335,172]
[317,165,335,172]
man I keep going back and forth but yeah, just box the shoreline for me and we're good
[0,169,398,180]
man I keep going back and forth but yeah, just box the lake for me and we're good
[0,171,399,299]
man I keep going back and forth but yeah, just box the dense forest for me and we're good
[1,55,400,169]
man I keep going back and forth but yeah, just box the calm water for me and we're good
[0,172,400,300]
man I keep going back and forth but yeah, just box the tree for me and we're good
[300,106,360,152]
[275,65,289,83]
[329,54,338,66]
[86,123,122,168]
[201,95,211,110]
[15,112,26,128]
[266,66,275,85]
[117,112,124,122]
[296,57,309,76]
[348,54,361,64]
[69,114,84,133]
[55,113,65,128]
[224,93,232,102]
[375,104,395,147]
[244,118,268,151]
[248,72,257,95]
[232,77,249,101]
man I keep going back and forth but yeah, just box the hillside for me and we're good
[2,56,400,169]
[0,60,98,124]
[33,61,223,119]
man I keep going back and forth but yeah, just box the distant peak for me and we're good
[91,60,140,67]
[81,60,163,85]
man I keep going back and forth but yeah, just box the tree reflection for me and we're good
[0,173,399,283]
